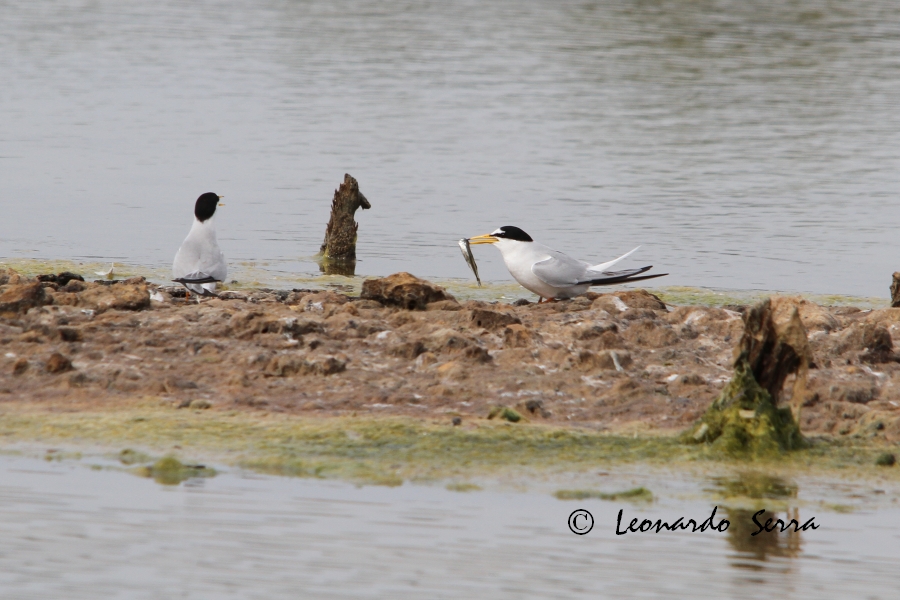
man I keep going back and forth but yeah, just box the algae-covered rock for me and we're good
[875,452,896,467]
[688,359,805,456]
[488,405,522,423]
[687,298,808,457]
[137,456,216,485]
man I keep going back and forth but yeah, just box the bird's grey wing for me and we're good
[531,253,591,287]
[173,271,220,285]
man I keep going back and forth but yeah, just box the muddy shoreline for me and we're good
[2,267,900,457]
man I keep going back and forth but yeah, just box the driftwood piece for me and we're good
[318,174,371,275]
[737,298,811,413]
[687,297,808,456]
[891,272,900,308]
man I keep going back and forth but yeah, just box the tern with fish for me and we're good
[466,226,666,302]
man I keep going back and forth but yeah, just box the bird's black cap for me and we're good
[194,192,220,222]
[494,226,533,242]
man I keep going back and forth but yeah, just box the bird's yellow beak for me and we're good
[468,233,499,245]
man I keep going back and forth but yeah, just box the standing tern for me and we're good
[172,192,227,297]
[467,226,666,302]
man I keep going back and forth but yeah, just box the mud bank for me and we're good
[1,268,899,471]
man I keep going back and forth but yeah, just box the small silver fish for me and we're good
[458,238,482,286]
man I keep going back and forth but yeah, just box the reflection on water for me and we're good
[711,471,799,500]
[712,472,804,564]
[1,454,899,599]
[725,508,804,566]
[2,1,899,296]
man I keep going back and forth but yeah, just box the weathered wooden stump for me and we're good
[686,298,808,456]
[891,272,900,308]
[318,174,371,275]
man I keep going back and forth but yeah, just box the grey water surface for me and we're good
[0,454,898,599]
[1,0,899,296]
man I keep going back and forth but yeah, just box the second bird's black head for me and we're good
[493,226,533,242]
[194,192,221,222]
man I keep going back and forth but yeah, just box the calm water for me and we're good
[0,454,898,599]
[2,0,900,296]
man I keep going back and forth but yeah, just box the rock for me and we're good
[503,324,539,348]
[859,324,899,363]
[0,268,27,286]
[574,322,617,340]
[622,320,678,348]
[361,273,456,310]
[266,354,346,377]
[423,328,490,362]
[12,358,28,376]
[77,282,150,313]
[837,386,878,404]
[469,308,521,331]
[875,452,896,467]
[229,311,324,339]
[45,352,73,374]
[593,290,666,313]
[678,373,706,386]
[425,300,462,311]
[523,399,552,418]
[0,282,48,317]
[294,291,348,311]
[864,308,900,326]
[389,340,426,359]
[575,349,632,372]
[770,296,839,332]
[63,279,88,293]
[58,327,83,342]
[37,272,85,286]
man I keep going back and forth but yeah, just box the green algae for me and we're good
[686,359,805,458]
[0,407,897,486]
[446,482,482,492]
[875,452,896,467]
[655,286,885,309]
[136,455,216,486]
[487,406,523,423]
[118,448,152,465]
[710,471,798,500]
[554,486,653,502]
